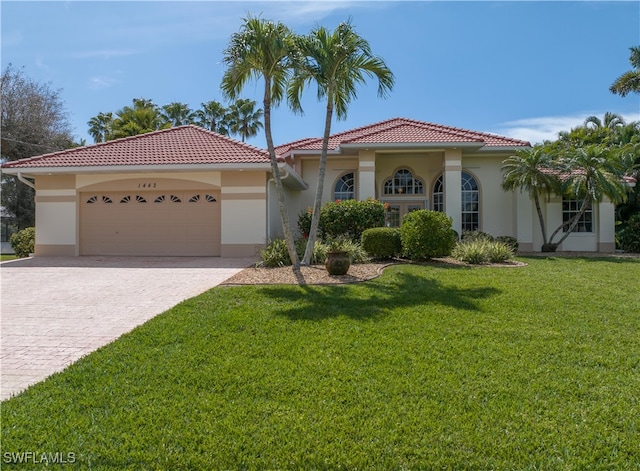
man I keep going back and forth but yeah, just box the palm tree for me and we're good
[194,101,229,134]
[584,112,625,131]
[111,98,167,139]
[160,102,195,127]
[288,21,395,265]
[87,112,113,143]
[221,15,300,265]
[610,46,640,97]
[546,145,631,251]
[227,98,263,142]
[502,146,560,250]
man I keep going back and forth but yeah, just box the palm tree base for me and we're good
[541,243,559,252]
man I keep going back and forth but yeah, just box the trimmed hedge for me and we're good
[361,227,401,260]
[400,210,456,260]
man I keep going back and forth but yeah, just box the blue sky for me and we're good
[2,1,639,149]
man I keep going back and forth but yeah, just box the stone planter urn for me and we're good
[325,251,351,275]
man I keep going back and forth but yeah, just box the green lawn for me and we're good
[2,257,639,469]
[0,254,17,262]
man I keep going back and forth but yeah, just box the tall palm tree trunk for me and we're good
[263,83,299,266]
[302,100,334,265]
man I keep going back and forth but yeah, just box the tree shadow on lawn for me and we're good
[261,270,501,322]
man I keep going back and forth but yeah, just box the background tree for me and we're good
[110,98,168,139]
[553,112,640,223]
[194,100,230,134]
[610,46,640,97]
[87,112,113,143]
[222,15,300,265]
[288,21,394,265]
[1,64,75,228]
[227,98,263,142]
[160,102,195,127]
[502,146,560,250]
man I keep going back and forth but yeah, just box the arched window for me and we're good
[383,168,424,195]
[431,171,480,231]
[432,175,444,212]
[334,172,355,200]
[461,172,479,231]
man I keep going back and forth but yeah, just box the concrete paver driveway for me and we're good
[1,256,254,401]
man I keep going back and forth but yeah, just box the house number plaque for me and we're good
[137,182,158,189]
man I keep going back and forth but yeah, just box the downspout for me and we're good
[17,172,36,190]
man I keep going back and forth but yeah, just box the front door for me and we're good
[385,201,425,227]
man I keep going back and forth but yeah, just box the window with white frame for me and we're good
[461,172,479,232]
[383,168,424,195]
[334,172,355,200]
[432,175,444,212]
[432,171,480,231]
[562,199,593,232]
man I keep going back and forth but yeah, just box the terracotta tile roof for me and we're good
[278,117,531,155]
[1,125,271,169]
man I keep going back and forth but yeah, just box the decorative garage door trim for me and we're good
[80,189,221,256]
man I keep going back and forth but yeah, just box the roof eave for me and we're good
[277,163,308,191]
[1,162,275,176]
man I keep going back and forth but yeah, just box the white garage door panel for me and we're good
[80,191,221,256]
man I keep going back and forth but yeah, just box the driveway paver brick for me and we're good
[1,256,254,401]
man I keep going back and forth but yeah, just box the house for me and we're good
[0,118,620,257]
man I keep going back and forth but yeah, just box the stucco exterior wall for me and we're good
[220,172,267,257]
[463,155,513,237]
[34,176,77,256]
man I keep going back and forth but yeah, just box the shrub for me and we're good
[361,227,401,260]
[452,239,489,264]
[487,241,515,263]
[298,199,385,242]
[452,239,514,264]
[461,230,494,242]
[400,210,456,260]
[257,237,367,267]
[10,226,35,258]
[619,213,640,253]
[257,238,291,267]
[495,235,519,252]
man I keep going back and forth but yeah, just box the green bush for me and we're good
[361,227,401,260]
[452,239,514,264]
[10,226,35,258]
[257,237,367,267]
[298,198,385,241]
[495,235,519,252]
[461,231,519,253]
[461,230,494,242]
[452,239,489,264]
[619,213,640,253]
[487,241,515,263]
[400,210,456,260]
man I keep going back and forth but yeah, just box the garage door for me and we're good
[80,190,221,256]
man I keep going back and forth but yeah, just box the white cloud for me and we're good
[88,75,121,90]
[495,112,640,144]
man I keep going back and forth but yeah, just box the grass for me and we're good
[0,254,17,262]
[2,257,639,469]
